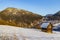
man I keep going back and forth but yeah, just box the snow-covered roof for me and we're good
[41,23,50,28]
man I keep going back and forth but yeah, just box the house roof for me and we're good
[41,22,50,28]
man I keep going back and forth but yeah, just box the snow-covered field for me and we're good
[0,25,60,40]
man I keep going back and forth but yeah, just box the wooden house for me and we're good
[41,22,53,33]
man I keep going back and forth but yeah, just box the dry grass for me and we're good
[0,20,17,26]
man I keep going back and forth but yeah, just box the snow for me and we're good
[53,23,60,26]
[0,25,60,40]
[41,23,49,28]
[53,23,60,29]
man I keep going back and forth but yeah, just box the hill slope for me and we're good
[0,7,42,28]
[44,11,60,20]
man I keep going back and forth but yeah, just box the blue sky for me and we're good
[0,0,60,16]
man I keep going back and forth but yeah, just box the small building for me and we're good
[41,22,53,33]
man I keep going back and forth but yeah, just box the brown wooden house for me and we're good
[33,22,53,33]
[40,22,53,33]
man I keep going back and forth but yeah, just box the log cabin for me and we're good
[41,22,53,33]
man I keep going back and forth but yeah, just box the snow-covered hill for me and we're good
[0,25,60,40]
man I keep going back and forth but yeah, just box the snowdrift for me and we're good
[0,25,60,40]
